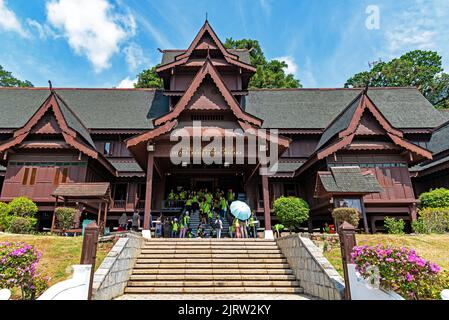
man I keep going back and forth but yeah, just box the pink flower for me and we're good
[406,273,414,282]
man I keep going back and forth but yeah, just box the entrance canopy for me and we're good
[314,166,383,198]
[52,182,111,202]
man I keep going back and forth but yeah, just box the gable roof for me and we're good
[427,121,449,155]
[154,58,263,127]
[244,88,445,129]
[316,166,383,195]
[0,88,169,130]
[313,90,432,160]
[156,21,256,73]
[161,49,251,66]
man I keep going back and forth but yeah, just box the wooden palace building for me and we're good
[1,21,449,235]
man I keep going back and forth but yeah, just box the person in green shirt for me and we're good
[248,213,258,238]
[192,192,199,212]
[168,189,175,207]
[171,218,179,238]
[201,201,211,224]
[219,196,227,220]
[227,189,235,205]
[185,196,193,212]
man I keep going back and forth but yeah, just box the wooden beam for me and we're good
[261,173,272,231]
[144,152,154,230]
[51,196,59,232]
[97,202,102,225]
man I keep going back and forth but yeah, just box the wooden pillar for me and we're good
[144,152,154,230]
[261,174,271,231]
[338,222,357,300]
[97,202,102,225]
[80,221,99,300]
[51,196,59,231]
[360,198,370,234]
[103,201,108,229]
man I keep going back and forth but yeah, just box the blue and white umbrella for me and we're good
[229,201,251,221]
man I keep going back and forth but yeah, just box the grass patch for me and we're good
[0,233,113,299]
[323,234,449,276]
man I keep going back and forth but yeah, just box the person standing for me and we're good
[132,211,140,232]
[215,217,223,239]
[219,196,227,220]
[171,218,179,238]
[155,215,162,238]
[168,189,175,208]
[118,213,128,231]
[234,218,241,238]
[227,189,235,205]
[240,219,248,239]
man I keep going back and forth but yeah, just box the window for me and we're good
[22,167,37,185]
[336,198,363,213]
[22,168,30,185]
[54,168,69,185]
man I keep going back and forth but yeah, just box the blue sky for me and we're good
[1,0,448,88]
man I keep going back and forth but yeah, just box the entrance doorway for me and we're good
[195,179,214,191]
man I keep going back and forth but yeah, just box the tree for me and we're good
[0,65,33,87]
[273,196,309,233]
[135,66,163,89]
[224,38,301,89]
[8,197,38,217]
[345,50,449,109]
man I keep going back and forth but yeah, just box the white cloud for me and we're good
[27,19,59,40]
[0,0,28,37]
[273,56,299,76]
[46,0,136,72]
[123,43,150,71]
[117,77,137,88]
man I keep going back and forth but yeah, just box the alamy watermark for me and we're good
[366,5,380,30]
[169,121,280,175]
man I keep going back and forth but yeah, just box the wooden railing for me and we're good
[162,200,186,210]
[136,200,145,210]
[112,200,126,209]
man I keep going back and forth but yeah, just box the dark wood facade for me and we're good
[0,20,447,233]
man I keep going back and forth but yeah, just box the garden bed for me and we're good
[0,233,113,299]
[320,234,449,276]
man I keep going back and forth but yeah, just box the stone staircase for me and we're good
[124,239,304,295]
[188,210,230,237]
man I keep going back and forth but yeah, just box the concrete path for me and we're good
[115,293,312,300]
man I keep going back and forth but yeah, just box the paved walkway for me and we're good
[116,294,312,300]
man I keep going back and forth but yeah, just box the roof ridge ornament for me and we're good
[48,80,54,93]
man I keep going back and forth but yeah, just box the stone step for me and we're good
[142,246,280,252]
[138,253,284,259]
[140,249,282,254]
[144,241,276,246]
[133,263,292,269]
[129,274,297,281]
[124,287,304,294]
[145,239,274,242]
[127,280,300,287]
[136,258,287,264]
[132,269,294,275]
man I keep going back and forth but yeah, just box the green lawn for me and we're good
[322,234,449,276]
[0,233,113,298]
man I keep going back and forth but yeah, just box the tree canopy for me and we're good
[345,50,449,109]
[224,38,301,89]
[135,38,301,89]
[0,65,33,87]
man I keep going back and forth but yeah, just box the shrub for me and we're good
[0,202,12,231]
[412,219,429,234]
[8,197,38,218]
[332,207,360,227]
[384,217,405,235]
[419,188,449,208]
[351,245,444,300]
[7,216,37,234]
[273,197,309,232]
[0,242,49,300]
[414,208,449,234]
[55,207,76,230]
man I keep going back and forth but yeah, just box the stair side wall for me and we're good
[276,234,344,300]
[92,233,144,300]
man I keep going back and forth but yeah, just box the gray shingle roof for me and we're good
[276,162,304,173]
[411,154,449,172]
[161,49,251,66]
[244,88,445,129]
[0,88,169,130]
[428,121,449,155]
[318,166,383,194]
[55,95,95,148]
[0,87,444,133]
[316,94,362,150]
[110,160,144,173]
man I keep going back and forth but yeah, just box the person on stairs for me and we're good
[171,218,179,238]
[168,189,176,208]
[227,189,235,206]
[219,196,227,220]
[233,218,241,238]
[215,217,223,239]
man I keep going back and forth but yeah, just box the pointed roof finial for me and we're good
[48,80,54,92]
[206,12,208,22]
[364,82,369,94]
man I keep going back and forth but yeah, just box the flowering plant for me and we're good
[0,242,49,300]
[351,245,444,300]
